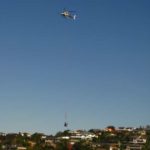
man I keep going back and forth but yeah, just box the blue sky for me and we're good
[0,0,150,134]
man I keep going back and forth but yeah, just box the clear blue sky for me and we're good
[0,0,150,134]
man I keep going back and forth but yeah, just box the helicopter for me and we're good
[60,9,77,20]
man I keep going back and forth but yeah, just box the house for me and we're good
[126,144,142,150]
[132,136,146,144]
[17,147,27,150]
[105,126,116,132]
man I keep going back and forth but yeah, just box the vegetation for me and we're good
[72,141,93,150]
[142,130,150,150]
[0,126,149,150]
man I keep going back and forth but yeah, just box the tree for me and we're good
[142,131,150,150]
[55,130,71,137]
[72,141,93,150]
[55,140,69,150]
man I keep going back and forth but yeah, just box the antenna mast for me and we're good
[64,112,68,128]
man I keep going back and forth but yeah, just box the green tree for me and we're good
[142,130,150,150]
[42,145,55,150]
[72,141,93,150]
[55,130,71,137]
[56,140,69,150]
